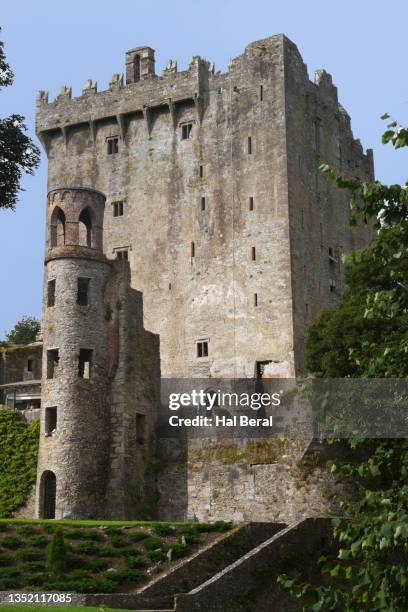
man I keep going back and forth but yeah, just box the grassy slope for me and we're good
[0,520,231,593]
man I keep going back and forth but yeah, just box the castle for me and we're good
[2,34,373,522]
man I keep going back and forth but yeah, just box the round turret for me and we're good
[36,186,112,519]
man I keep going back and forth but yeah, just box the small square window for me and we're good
[47,279,56,307]
[197,340,209,358]
[115,249,129,261]
[113,201,124,217]
[77,278,90,306]
[107,136,119,154]
[181,123,193,140]
[78,349,93,379]
[45,407,57,435]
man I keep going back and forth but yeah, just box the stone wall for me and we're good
[36,34,373,379]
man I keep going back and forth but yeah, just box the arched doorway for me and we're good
[40,470,56,519]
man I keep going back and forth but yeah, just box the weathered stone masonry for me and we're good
[34,35,374,521]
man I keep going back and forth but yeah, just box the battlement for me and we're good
[35,34,369,164]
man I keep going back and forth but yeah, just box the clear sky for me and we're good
[1,0,407,338]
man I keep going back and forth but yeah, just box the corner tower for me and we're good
[36,186,111,519]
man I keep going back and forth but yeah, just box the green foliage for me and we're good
[0,410,40,517]
[152,523,174,536]
[123,555,146,569]
[0,29,40,210]
[281,116,408,610]
[5,315,40,344]
[142,536,163,551]
[47,528,67,579]
[1,534,22,548]
[128,530,149,541]
[75,540,98,555]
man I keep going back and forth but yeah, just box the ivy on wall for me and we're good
[0,409,39,517]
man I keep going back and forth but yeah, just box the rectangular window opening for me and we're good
[181,123,193,140]
[27,359,33,372]
[330,279,336,293]
[78,349,93,379]
[47,349,59,380]
[191,242,195,258]
[254,293,258,307]
[197,340,209,358]
[107,136,119,155]
[249,197,254,211]
[116,249,129,261]
[260,85,264,101]
[136,413,145,444]
[47,279,56,307]
[248,136,252,155]
[77,277,90,306]
[45,407,57,435]
[251,246,256,261]
[201,197,206,211]
[113,201,124,217]
[199,164,204,178]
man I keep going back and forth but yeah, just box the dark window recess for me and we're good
[78,349,93,379]
[256,360,272,379]
[199,164,204,178]
[201,197,206,211]
[254,293,258,307]
[248,136,252,154]
[41,471,56,519]
[252,246,256,261]
[169,282,172,290]
[47,279,56,307]
[107,136,119,154]
[45,407,57,435]
[116,250,129,261]
[27,359,33,372]
[330,279,336,293]
[77,278,90,306]
[47,349,59,379]
[191,242,195,258]
[136,414,145,444]
[181,123,193,140]
[249,197,254,211]
[260,85,264,101]
[113,201,124,217]
[197,340,209,358]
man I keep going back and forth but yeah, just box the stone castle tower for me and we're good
[36,186,160,520]
[35,35,374,522]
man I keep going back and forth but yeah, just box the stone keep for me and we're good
[35,35,374,522]
[36,186,160,520]
[36,35,373,380]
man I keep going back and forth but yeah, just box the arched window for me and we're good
[40,470,56,519]
[78,207,92,247]
[50,207,66,247]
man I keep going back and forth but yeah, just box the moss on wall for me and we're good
[0,409,40,517]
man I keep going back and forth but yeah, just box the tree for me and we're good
[5,315,40,344]
[47,528,67,579]
[0,29,40,210]
[278,117,408,610]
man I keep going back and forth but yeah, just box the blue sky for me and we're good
[1,0,407,338]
